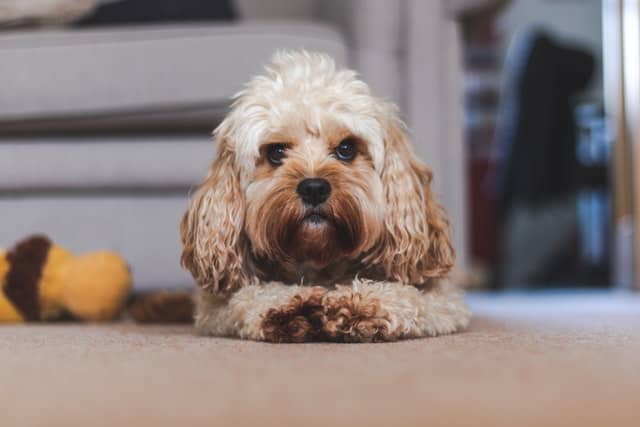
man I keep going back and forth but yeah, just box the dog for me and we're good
[180,51,470,343]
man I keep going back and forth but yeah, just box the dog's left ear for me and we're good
[367,116,455,286]
[180,137,247,294]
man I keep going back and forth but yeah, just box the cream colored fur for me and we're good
[182,51,470,342]
[195,279,471,341]
[194,280,303,339]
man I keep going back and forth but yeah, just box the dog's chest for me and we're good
[276,261,355,286]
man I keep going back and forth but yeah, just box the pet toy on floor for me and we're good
[0,235,131,322]
[180,51,471,343]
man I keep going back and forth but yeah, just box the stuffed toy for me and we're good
[0,235,132,322]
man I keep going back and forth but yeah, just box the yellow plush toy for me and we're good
[0,235,132,322]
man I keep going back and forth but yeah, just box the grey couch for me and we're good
[0,0,479,289]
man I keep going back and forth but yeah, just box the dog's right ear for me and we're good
[366,113,455,287]
[180,138,246,294]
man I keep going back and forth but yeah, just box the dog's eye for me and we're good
[266,144,287,166]
[335,138,357,162]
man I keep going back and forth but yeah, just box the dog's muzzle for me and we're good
[297,178,331,206]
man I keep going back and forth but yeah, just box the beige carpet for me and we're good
[2,293,639,427]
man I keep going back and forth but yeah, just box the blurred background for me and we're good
[0,0,637,293]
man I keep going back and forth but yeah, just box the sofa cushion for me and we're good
[0,22,346,122]
[0,135,214,190]
[0,107,222,135]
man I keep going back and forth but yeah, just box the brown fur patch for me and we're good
[260,287,401,343]
[322,292,399,343]
[128,291,194,323]
[364,122,455,286]
[261,287,326,343]
[3,235,51,321]
[247,158,380,271]
[244,114,384,276]
[180,145,248,294]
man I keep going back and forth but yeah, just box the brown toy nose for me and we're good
[297,178,331,206]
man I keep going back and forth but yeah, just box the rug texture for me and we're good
[1,293,639,427]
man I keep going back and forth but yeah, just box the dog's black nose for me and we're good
[297,178,331,206]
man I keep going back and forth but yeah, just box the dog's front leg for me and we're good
[194,282,327,342]
[194,279,470,343]
[320,279,471,343]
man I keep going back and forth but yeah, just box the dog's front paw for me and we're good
[322,292,399,343]
[260,287,326,343]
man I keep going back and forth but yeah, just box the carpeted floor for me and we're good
[2,292,639,427]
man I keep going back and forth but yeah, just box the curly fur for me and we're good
[195,279,470,343]
[181,50,469,342]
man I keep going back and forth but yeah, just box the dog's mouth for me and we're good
[278,205,362,267]
[302,210,329,225]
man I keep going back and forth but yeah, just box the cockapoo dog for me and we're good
[180,51,470,343]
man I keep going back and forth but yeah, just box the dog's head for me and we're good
[181,51,454,293]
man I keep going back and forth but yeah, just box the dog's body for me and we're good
[181,51,470,342]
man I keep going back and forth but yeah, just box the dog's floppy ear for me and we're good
[180,136,247,294]
[368,116,455,286]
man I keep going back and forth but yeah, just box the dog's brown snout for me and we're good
[297,178,331,206]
